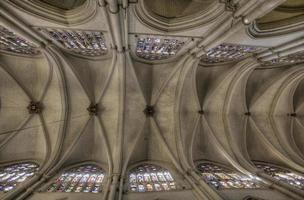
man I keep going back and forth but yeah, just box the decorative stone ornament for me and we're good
[198,110,204,115]
[143,105,155,117]
[27,101,43,114]
[244,112,251,116]
[87,103,99,116]
[223,0,238,12]
[288,113,297,117]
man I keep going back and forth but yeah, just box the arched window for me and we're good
[0,25,39,55]
[46,165,105,193]
[136,36,184,60]
[39,28,107,56]
[0,162,39,192]
[128,164,176,192]
[197,162,262,189]
[255,163,304,190]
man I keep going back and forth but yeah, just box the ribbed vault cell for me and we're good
[254,0,304,34]
[143,0,214,18]
[39,0,86,10]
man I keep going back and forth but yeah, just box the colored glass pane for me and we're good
[255,163,304,190]
[197,163,262,189]
[0,25,39,55]
[128,164,176,192]
[136,37,184,60]
[46,165,104,193]
[0,162,39,192]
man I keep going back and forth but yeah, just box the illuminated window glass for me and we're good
[255,163,304,190]
[128,164,176,192]
[201,43,266,64]
[261,51,304,66]
[46,165,105,193]
[136,37,184,60]
[40,28,107,56]
[0,25,39,55]
[197,163,262,189]
[0,162,39,192]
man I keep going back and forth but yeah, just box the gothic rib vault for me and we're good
[0,0,304,200]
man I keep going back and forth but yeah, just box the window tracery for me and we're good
[136,37,184,60]
[0,25,39,55]
[128,164,176,192]
[0,162,39,192]
[46,165,105,193]
[40,28,107,56]
[197,163,262,189]
[201,43,266,64]
[255,163,304,190]
[261,51,304,66]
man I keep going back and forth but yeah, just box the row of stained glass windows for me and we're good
[197,163,262,189]
[1,24,302,65]
[198,162,304,191]
[0,162,303,194]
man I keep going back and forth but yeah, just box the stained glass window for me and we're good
[0,162,39,192]
[197,163,262,189]
[46,165,105,193]
[255,163,304,190]
[128,164,176,192]
[201,43,266,64]
[136,37,184,60]
[40,28,107,56]
[261,51,304,66]
[0,25,39,55]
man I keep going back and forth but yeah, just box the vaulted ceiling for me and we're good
[0,0,304,200]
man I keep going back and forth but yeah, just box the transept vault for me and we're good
[0,0,304,200]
